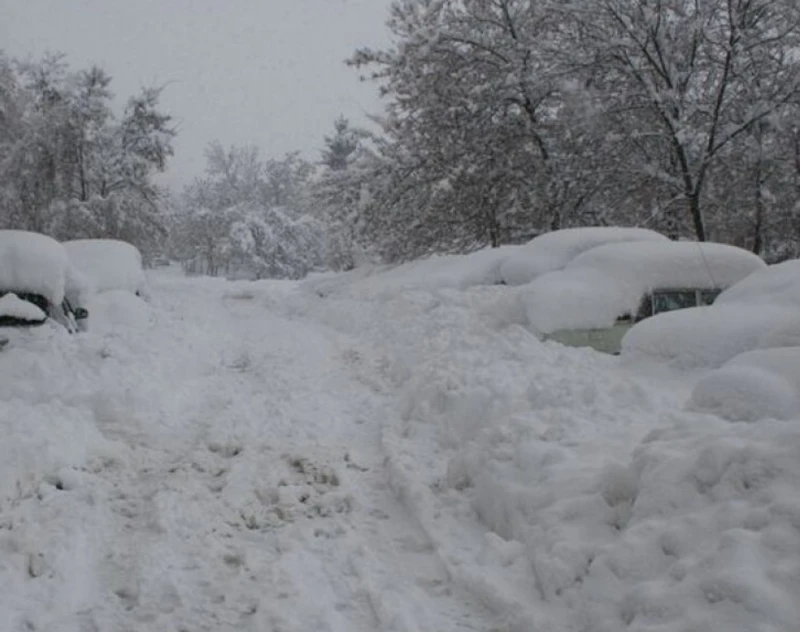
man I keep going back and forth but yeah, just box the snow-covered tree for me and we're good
[342,0,800,258]
[0,53,175,253]
[347,0,605,258]
[176,142,337,279]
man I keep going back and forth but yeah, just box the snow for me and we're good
[499,226,668,286]
[0,250,797,631]
[688,347,800,421]
[622,303,800,368]
[717,258,800,309]
[0,293,47,322]
[622,259,800,368]
[306,245,519,298]
[0,230,71,305]
[64,239,149,298]
[308,227,670,302]
[525,241,766,334]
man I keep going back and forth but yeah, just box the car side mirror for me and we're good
[74,307,89,320]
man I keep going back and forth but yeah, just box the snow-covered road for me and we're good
[1,267,798,631]
[0,272,504,631]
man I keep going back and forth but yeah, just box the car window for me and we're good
[652,290,698,315]
[699,288,722,305]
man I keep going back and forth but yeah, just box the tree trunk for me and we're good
[752,165,764,255]
[688,192,706,241]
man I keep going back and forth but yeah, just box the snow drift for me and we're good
[689,346,800,421]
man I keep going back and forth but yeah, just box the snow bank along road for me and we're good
[1,268,798,631]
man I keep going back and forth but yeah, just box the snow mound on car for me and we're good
[622,304,800,368]
[64,239,149,298]
[526,241,765,335]
[499,226,668,286]
[622,259,800,368]
[0,230,72,305]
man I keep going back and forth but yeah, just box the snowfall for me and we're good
[1,253,799,632]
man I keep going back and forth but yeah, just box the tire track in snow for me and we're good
[199,285,507,631]
[6,275,510,631]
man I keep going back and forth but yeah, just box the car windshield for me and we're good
[0,291,49,326]
[652,290,699,315]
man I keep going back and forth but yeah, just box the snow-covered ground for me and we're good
[1,263,798,631]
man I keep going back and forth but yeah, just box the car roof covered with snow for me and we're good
[499,226,668,286]
[0,230,74,305]
[525,240,766,334]
[64,239,148,296]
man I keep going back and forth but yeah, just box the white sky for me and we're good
[1,0,393,187]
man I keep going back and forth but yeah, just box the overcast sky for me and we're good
[1,0,393,187]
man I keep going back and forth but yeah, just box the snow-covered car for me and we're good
[63,239,150,299]
[687,346,800,421]
[524,241,766,354]
[0,230,89,348]
[621,258,800,368]
[498,226,668,286]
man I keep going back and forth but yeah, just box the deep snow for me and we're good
[0,262,798,631]
[0,230,73,305]
[64,239,149,299]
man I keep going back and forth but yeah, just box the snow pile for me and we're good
[689,347,800,421]
[0,230,71,305]
[526,241,765,335]
[64,239,149,298]
[306,246,519,298]
[499,226,668,286]
[717,258,800,309]
[623,304,800,368]
[0,293,47,322]
[308,227,668,298]
[622,259,800,368]
[86,290,153,333]
[290,257,799,631]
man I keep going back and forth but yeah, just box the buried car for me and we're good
[0,230,89,348]
[63,239,150,299]
[524,240,766,354]
[621,258,800,368]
